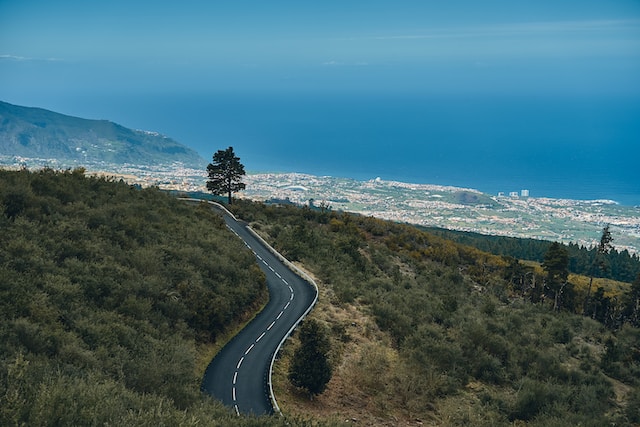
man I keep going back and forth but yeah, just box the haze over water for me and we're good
[2,1,639,205]
[46,92,640,206]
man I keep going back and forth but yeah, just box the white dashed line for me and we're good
[256,332,266,342]
[256,254,263,261]
[290,293,294,301]
[233,371,238,384]
[232,387,236,401]
[276,311,283,320]
[275,272,282,279]
[234,405,239,416]
[245,344,255,355]
[282,279,288,285]
[284,301,290,310]
[237,357,244,369]
[288,286,293,293]
[267,321,276,330]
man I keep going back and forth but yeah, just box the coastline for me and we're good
[1,158,638,253]
[241,172,640,254]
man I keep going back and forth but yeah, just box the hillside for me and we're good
[0,100,205,167]
[0,169,304,426]
[423,227,640,284]
[229,200,640,426]
[2,169,639,426]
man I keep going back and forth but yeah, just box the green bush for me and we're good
[0,169,285,426]
[229,199,638,425]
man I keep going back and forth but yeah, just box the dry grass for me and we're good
[273,264,434,426]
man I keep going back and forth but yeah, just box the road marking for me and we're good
[276,311,283,320]
[237,357,244,369]
[275,272,282,279]
[256,254,263,261]
[233,371,238,384]
[290,293,294,301]
[256,332,266,342]
[262,260,269,266]
[234,405,239,416]
[267,321,276,330]
[282,279,288,285]
[268,265,275,272]
[232,387,236,401]
[245,344,255,355]
[288,286,294,293]
[284,301,290,310]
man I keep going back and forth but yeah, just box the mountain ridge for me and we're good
[0,100,205,167]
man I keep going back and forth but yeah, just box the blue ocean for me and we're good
[64,92,640,206]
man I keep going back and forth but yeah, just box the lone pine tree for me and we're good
[206,146,246,204]
[543,241,570,311]
[288,318,332,397]
[585,225,614,315]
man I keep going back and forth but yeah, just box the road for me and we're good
[193,200,318,416]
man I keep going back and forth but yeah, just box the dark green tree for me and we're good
[288,319,332,397]
[542,242,570,311]
[206,146,246,204]
[622,273,640,327]
[585,225,614,315]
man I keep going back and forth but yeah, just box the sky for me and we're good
[2,0,640,99]
[1,1,640,203]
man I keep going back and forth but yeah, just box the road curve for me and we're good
[183,199,318,416]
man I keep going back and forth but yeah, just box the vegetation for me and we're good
[425,226,640,283]
[2,168,638,426]
[288,319,333,397]
[206,146,246,204]
[0,169,310,426]
[0,100,204,167]
[230,200,640,426]
[585,225,614,314]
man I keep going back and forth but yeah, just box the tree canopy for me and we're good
[206,146,246,204]
[288,319,332,397]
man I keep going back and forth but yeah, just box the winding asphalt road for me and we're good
[190,200,318,416]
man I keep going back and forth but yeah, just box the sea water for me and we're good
[49,92,640,206]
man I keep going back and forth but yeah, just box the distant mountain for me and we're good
[0,100,205,167]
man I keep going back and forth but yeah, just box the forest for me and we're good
[230,200,640,426]
[424,227,640,283]
[0,169,309,426]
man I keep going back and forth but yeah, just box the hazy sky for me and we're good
[2,0,640,100]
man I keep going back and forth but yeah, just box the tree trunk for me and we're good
[584,275,594,315]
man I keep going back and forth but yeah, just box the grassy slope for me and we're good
[0,169,311,426]
[2,171,638,426]
[229,200,640,427]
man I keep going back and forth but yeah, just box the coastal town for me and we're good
[240,173,640,254]
[3,156,639,254]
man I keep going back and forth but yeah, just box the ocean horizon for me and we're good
[26,91,640,206]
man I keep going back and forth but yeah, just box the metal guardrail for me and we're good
[178,198,319,416]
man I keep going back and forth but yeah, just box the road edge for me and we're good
[179,198,319,416]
